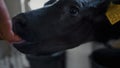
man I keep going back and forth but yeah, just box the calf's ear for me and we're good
[77,0,110,8]
[112,0,120,4]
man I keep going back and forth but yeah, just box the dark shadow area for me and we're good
[26,51,66,68]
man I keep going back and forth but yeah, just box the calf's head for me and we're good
[13,0,111,55]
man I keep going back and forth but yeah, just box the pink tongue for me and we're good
[12,40,26,44]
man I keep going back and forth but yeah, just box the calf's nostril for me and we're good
[13,17,27,28]
[12,13,27,28]
[17,18,27,27]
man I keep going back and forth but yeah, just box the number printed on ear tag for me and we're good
[106,3,120,25]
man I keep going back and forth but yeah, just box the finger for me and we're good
[0,33,3,40]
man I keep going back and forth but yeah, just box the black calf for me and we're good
[12,0,120,55]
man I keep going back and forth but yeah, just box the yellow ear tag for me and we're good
[106,3,120,25]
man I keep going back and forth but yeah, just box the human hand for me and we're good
[0,20,22,43]
[0,0,22,43]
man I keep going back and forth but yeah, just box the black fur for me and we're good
[12,0,120,55]
[90,48,120,68]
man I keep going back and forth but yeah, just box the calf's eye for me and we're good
[69,6,79,16]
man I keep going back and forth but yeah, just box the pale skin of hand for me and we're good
[0,0,21,43]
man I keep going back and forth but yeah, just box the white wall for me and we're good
[66,43,93,68]
[29,0,49,10]
[4,0,22,17]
